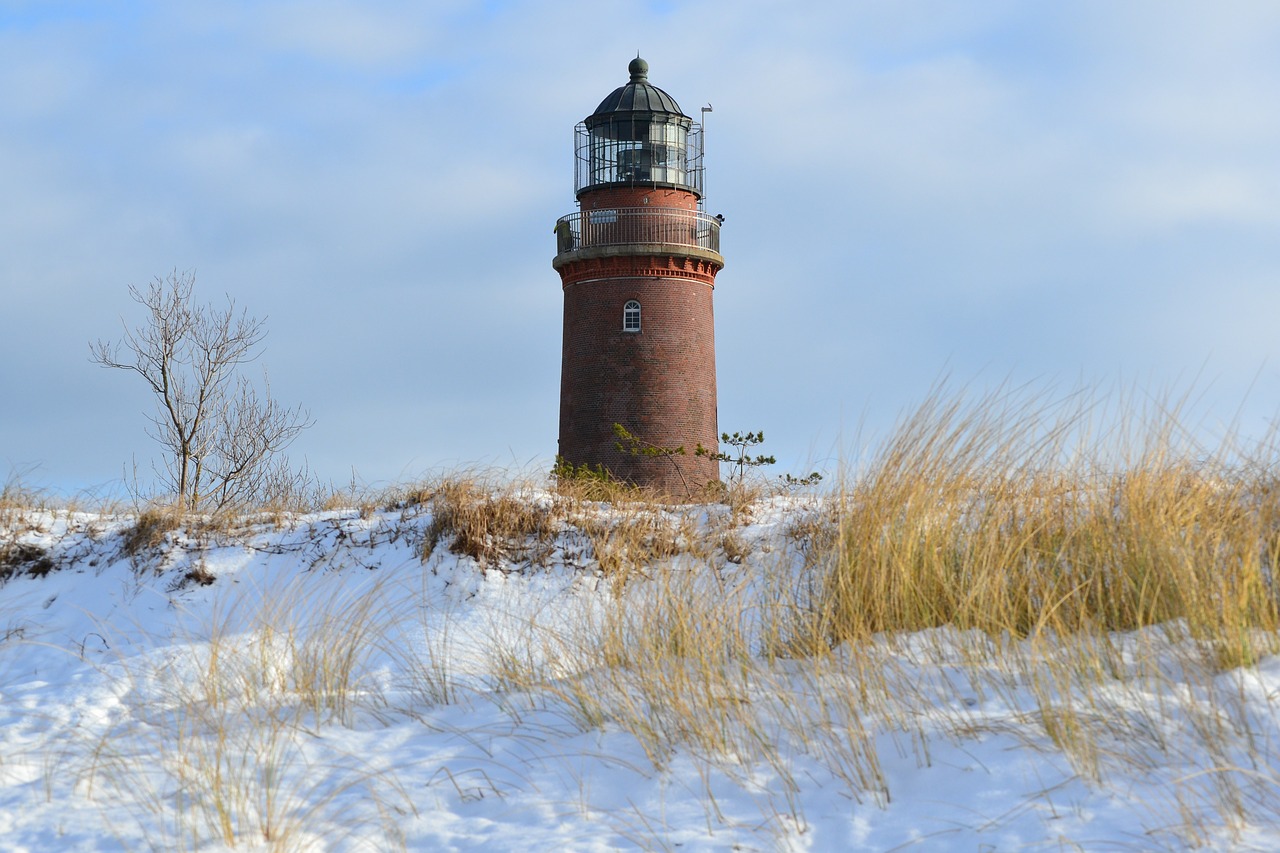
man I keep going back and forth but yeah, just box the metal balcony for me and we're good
[553,207,722,263]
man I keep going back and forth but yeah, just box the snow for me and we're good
[2,496,1280,851]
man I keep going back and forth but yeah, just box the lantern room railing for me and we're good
[575,121,704,197]
[554,207,721,258]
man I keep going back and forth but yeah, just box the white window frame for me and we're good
[623,300,641,333]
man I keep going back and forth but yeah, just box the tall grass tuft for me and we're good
[424,477,558,568]
[77,575,413,849]
[809,384,1280,662]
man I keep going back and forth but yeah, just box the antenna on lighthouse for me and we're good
[700,104,713,206]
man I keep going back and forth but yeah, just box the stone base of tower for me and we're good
[557,253,721,498]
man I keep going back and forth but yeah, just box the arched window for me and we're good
[623,300,641,332]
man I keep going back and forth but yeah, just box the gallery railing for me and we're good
[554,207,721,257]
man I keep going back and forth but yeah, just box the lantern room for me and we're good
[574,57,704,198]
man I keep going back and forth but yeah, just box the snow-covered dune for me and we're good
[2,495,1279,851]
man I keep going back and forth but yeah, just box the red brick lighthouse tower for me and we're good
[554,57,724,494]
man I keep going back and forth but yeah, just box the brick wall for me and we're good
[577,185,700,211]
[556,181,722,496]
[557,255,720,494]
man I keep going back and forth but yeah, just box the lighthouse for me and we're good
[553,57,724,495]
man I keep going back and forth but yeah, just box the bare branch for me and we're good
[90,270,312,512]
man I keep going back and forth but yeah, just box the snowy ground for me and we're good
[2,495,1280,851]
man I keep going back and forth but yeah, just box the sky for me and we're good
[3,0,1280,496]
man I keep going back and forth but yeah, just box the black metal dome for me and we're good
[591,57,685,117]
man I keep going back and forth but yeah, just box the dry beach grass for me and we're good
[3,384,1280,848]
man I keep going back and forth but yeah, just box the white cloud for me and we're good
[4,0,1280,492]
[1107,165,1279,230]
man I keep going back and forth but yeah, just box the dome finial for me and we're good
[628,55,649,82]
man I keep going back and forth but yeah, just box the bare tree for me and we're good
[91,270,313,512]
